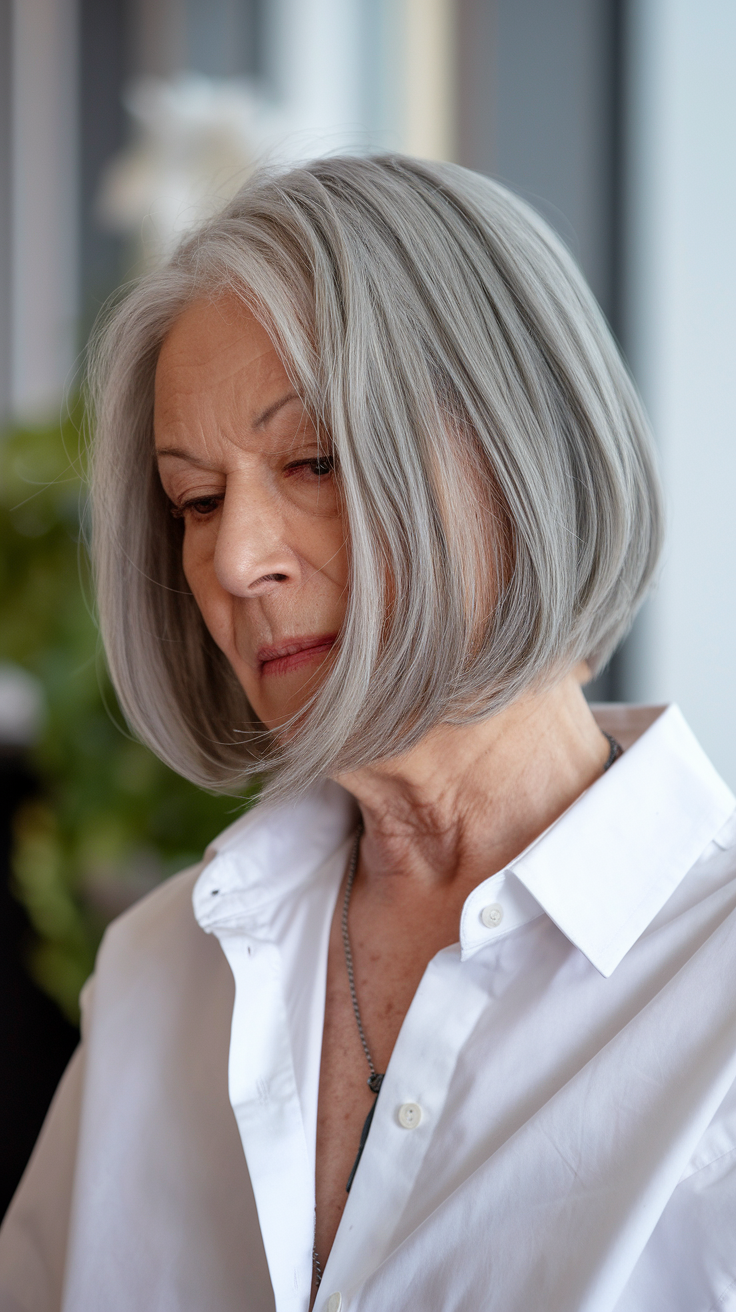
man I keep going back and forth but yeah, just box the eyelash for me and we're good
[293,455,335,479]
[168,456,335,520]
[169,495,222,520]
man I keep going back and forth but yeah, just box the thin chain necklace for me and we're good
[313,731,623,1285]
[313,823,375,1290]
[602,732,623,771]
[341,822,383,1193]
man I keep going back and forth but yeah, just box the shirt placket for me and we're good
[317,946,491,1309]
[216,931,315,1312]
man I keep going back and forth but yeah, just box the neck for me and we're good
[336,670,610,894]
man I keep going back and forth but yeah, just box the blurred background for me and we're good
[0,0,734,1214]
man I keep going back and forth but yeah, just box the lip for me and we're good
[257,633,338,677]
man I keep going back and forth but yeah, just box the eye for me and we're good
[285,455,335,479]
[169,494,223,520]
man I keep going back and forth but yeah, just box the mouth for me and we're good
[257,633,338,677]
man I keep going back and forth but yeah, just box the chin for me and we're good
[232,637,340,733]
[258,704,312,740]
[247,677,328,735]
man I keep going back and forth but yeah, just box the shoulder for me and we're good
[85,859,231,1038]
[98,861,207,964]
[656,805,736,932]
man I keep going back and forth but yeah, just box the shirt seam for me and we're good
[707,1269,736,1312]
[678,1141,736,1184]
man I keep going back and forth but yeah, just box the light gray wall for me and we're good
[78,0,129,335]
[457,0,621,325]
[11,0,79,422]
[620,0,736,788]
[131,0,263,79]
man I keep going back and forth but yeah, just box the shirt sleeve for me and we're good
[0,981,92,1312]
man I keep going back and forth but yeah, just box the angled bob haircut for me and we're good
[88,154,663,797]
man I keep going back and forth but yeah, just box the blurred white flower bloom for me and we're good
[0,663,45,747]
[96,75,293,263]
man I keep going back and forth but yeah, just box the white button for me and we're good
[480,902,504,928]
[326,1295,342,1312]
[398,1102,422,1129]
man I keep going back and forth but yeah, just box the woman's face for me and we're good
[154,295,348,731]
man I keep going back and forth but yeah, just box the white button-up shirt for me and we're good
[2,704,736,1312]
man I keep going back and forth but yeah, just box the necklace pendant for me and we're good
[367,1072,384,1095]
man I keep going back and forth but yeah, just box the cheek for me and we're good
[308,513,350,587]
[182,532,228,640]
[182,531,206,602]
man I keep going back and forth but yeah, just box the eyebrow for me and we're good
[156,391,302,464]
[253,390,300,429]
[155,447,215,467]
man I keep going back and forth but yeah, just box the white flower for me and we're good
[96,75,293,263]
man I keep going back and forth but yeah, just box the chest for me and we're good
[312,879,468,1271]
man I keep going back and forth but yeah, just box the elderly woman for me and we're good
[1,155,735,1312]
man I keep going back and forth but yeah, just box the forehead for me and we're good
[154,295,290,427]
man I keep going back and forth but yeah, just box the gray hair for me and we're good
[88,154,663,796]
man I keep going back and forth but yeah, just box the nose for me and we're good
[213,481,298,598]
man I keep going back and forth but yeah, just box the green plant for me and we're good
[0,414,256,1021]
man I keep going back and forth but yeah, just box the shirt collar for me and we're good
[461,704,735,977]
[193,779,357,935]
[193,705,736,978]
